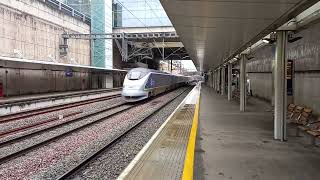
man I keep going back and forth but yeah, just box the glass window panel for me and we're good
[113,0,172,27]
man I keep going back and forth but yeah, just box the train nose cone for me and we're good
[124,85,139,90]
[122,89,147,97]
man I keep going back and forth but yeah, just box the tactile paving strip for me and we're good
[124,104,195,180]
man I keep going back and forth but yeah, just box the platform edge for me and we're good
[117,86,198,180]
[181,96,200,180]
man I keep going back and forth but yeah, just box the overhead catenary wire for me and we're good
[68,0,177,61]
[114,0,178,60]
[62,0,184,68]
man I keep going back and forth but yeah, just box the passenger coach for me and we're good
[121,68,190,102]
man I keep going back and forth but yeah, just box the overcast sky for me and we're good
[182,60,197,71]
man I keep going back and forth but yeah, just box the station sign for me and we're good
[0,81,3,97]
[66,67,73,77]
[287,60,293,96]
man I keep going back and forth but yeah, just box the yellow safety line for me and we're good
[181,97,200,180]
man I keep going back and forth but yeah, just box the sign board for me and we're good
[66,67,73,77]
[287,60,293,96]
[0,82,3,97]
[286,60,293,79]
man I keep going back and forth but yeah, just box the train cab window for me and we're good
[128,72,142,80]
[127,69,149,80]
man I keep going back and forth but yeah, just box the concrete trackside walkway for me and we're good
[194,85,320,180]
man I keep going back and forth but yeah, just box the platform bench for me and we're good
[232,90,250,102]
[290,107,320,145]
[296,118,320,145]
[287,104,305,124]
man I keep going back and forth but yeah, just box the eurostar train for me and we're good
[121,68,190,102]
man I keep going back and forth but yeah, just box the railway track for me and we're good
[0,111,83,138]
[0,102,133,164]
[0,92,122,124]
[0,92,123,141]
[56,88,189,180]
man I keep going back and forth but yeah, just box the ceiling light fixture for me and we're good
[262,39,270,43]
[262,38,275,44]
[288,36,303,43]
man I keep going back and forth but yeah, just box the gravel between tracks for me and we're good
[0,87,189,180]
[0,93,123,132]
[68,87,192,180]
[0,103,129,159]
[0,96,124,143]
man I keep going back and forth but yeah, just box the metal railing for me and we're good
[61,31,179,40]
[44,0,91,24]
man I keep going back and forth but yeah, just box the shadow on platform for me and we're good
[195,85,320,180]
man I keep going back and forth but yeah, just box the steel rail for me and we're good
[0,111,82,138]
[0,88,121,106]
[0,102,133,165]
[0,91,122,123]
[56,88,190,180]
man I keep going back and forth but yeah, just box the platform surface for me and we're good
[195,86,320,180]
[0,88,120,105]
[118,85,200,180]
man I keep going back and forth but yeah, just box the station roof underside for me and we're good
[0,57,126,73]
[161,0,318,71]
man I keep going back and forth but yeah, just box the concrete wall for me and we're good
[247,73,273,102]
[91,0,113,68]
[247,45,274,102]
[247,21,320,115]
[113,43,127,69]
[0,0,90,65]
[0,0,116,97]
[0,67,126,97]
[113,71,126,88]
[1,68,90,96]
[294,72,320,114]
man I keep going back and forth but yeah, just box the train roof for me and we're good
[128,68,169,74]
[128,68,189,77]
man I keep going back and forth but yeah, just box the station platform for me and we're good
[118,84,201,180]
[118,84,320,180]
[195,86,320,180]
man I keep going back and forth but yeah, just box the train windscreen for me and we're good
[127,69,149,80]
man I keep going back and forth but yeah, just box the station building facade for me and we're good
[112,0,172,27]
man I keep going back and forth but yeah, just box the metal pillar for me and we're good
[217,68,221,93]
[210,72,213,88]
[216,70,219,92]
[208,73,210,87]
[271,59,275,106]
[90,39,93,66]
[274,31,287,141]
[240,54,247,112]
[213,71,216,90]
[213,70,216,90]
[221,67,225,95]
[122,36,128,62]
[214,71,216,91]
[212,71,215,89]
[228,63,232,101]
[162,38,165,62]
[170,59,173,73]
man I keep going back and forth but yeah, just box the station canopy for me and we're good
[160,0,318,71]
[0,57,126,73]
